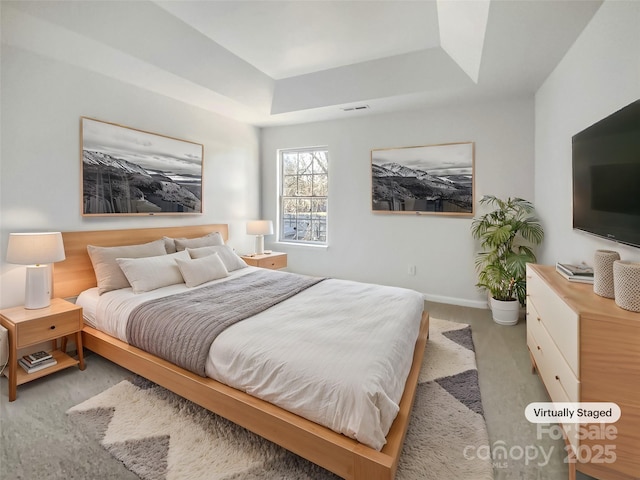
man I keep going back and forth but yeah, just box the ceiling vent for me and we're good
[341,105,370,112]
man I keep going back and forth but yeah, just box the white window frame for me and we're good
[278,146,329,246]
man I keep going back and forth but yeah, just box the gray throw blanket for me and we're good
[126,269,324,376]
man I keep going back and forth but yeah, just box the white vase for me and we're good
[593,250,620,298]
[613,261,640,312]
[490,297,520,325]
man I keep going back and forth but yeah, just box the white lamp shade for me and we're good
[6,232,66,265]
[246,220,274,236]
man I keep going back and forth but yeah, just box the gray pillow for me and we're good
[173,232,225,252]
[87,239,167,294]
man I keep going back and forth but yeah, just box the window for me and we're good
[279,147,328,245]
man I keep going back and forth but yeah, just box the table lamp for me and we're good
[6,232,66,309]
[246,220,273,255]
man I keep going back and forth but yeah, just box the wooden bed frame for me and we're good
[53,224,429,480]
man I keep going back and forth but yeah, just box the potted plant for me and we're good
[471,195,544,325]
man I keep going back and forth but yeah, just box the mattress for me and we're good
[76,267,424,450]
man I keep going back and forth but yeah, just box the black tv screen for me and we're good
[572,99,640,248]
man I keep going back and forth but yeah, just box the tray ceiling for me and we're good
[2,0,602,126]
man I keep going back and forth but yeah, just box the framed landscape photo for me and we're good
[81,117,203,216]
[371,141,474,216]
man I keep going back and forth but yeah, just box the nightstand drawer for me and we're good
[255,255,287,269]
[17,311,80,347]
[242,252,288,270]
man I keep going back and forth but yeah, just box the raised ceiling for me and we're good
[158,1,443,79]
[2,0,602,126]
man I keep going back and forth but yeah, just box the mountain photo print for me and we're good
[81,117,203,216]
[371,142,474,216]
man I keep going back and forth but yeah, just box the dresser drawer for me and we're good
[17,311,81,347]
[527,306,580,403]
[528,323,581,455]
[529,326,581,454]
[527,268,579,376]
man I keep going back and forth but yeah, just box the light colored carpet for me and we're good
[67,318,493,480]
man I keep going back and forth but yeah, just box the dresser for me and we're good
[526,264,640,480]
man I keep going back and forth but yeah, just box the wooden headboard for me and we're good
[53,224,229,299]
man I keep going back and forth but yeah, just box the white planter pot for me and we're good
[489,297,520,325]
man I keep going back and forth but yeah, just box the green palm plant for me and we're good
[471,195,544,306]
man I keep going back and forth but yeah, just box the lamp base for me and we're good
[24,265,52,309]
[254,235,265,255]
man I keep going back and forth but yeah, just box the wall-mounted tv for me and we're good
[572,99,640,248]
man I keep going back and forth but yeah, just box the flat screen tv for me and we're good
[572,99,640,248]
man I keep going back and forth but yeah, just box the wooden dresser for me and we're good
[526,264,640,480]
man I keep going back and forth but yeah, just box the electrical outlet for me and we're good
[408,265,416,276]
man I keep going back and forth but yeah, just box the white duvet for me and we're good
[77,267,424,450]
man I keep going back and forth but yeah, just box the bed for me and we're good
[54,224,429,480]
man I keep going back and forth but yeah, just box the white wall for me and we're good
[535,0,640,267]
[261,98,535,307]
[0,45,261,308]
[11,0,630,310]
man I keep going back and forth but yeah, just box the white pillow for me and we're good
[116,250,190,293]
[173,232,225,252]
[187,245,247,271]
[87,239,167,294]
[175,252,229,288]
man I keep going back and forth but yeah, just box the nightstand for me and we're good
[0,298,85,402]
[241,251,287,270]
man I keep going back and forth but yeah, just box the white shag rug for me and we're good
[67,318,493,480]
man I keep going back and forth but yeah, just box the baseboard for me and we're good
[422,293,488,310]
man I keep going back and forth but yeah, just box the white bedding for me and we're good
[77,267,424,450]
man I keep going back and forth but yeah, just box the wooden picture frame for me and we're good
[371,142,474,216]
[81,117,203,216]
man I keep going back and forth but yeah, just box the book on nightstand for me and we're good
[555,263,594,283]
[25,350,53,364]
[21,354,53,368]
[18,357,57,374]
